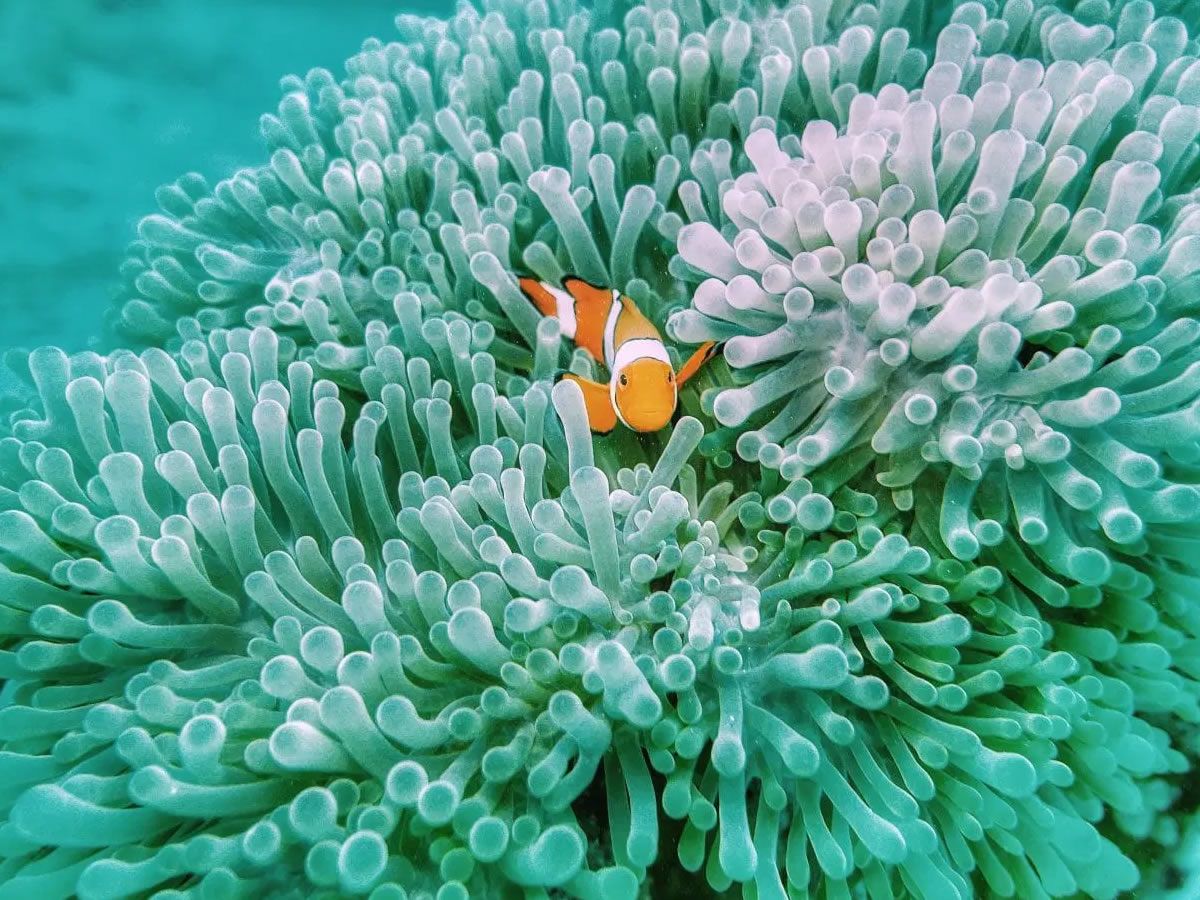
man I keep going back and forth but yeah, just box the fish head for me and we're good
[614,357,677,432]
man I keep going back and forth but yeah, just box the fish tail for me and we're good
[517,276,558,318]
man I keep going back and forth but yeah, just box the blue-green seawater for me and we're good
[0,0,427,366]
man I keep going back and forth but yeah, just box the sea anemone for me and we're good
[3,0,1200,897]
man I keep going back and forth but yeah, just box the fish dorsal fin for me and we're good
[562,276,613,308]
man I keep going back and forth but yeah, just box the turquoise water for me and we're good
[0,0,427,360]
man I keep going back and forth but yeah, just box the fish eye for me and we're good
[619,373,628,386]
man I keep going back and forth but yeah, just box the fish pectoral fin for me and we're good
[561,373,618,433]
[676,341,723,387]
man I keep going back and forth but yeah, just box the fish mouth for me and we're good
[620,402,675,432]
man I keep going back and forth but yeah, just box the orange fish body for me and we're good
[519,276,719,433]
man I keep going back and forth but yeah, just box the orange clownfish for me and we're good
[518,276,720,433]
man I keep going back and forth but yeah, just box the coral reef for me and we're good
[2,0,1200,897]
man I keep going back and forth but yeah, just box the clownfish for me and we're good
[518,276,720,433]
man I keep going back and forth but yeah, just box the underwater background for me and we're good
[0,0,420,368]
[5,0,1200,897]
